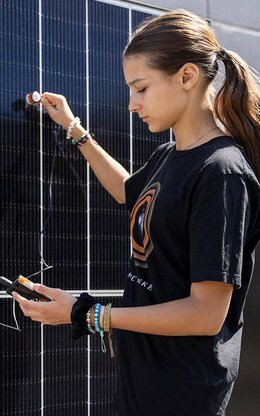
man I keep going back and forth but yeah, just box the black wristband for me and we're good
[71,292,96,339]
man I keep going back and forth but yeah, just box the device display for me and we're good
[0,275,52,302]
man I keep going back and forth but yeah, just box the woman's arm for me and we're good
[109,281,233,336]
[75,134,130,204]
[13,280,233,336]
[41,92,130,204]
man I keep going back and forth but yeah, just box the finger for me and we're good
[12,292,45,315]
[12,291,25,302]
[33,283,58,300]
[40,96,57,114]
[12,292,35,308]
[41,91,63,104]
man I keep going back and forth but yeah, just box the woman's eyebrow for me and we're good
[128,78,147,86]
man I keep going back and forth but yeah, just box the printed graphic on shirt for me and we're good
[130,182,161,268]
[127,271,154,291]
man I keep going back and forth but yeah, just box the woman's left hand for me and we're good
[12,284,77,325]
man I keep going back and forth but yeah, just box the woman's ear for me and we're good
[180,63,200,90]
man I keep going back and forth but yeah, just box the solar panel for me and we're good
[1,1,260,415]
[0,1,168,415]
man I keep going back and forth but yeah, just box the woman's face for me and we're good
[123,54,187,133]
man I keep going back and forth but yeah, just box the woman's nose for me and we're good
[128,94,141,113]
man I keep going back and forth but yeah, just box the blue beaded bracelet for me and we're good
[94,303,102,332]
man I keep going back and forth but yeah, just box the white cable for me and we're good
[0,299,21,331]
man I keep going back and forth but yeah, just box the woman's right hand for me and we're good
[41,92,75,130]
[13,283,77,325]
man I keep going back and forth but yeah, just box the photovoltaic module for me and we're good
[0,1,169,415]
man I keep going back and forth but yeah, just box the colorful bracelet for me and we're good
[70,292,96,340]
[71,296,114,357]
[94,303,102,332]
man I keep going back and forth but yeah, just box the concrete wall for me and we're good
[138,0,260,72]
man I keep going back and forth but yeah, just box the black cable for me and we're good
[54,128,88,204]
[33,129,59,278]
[33,126,88,278]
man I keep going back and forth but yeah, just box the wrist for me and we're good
[63,117,75,131]
[71,124,88,140]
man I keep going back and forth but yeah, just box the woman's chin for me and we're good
[148,124,169,134]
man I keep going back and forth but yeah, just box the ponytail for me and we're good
[123,9,260,181]
[214,50,260,181]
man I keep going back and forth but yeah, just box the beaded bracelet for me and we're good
[86,306,95,334]
[66,117,80,140]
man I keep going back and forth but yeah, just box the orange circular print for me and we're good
[130,182,161,268]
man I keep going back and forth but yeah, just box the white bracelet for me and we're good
[66,117,81,140]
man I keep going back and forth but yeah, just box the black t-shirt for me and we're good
[117,136,260,416]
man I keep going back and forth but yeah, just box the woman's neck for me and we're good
[172,109,223,150]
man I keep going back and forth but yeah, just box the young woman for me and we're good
[14,9,260,416]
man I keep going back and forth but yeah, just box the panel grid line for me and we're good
[86,2,91,415]
[86,0,91,293]
[38,0,44,414]
[128,7,134,260]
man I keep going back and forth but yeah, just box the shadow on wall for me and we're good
[227,244,260,416]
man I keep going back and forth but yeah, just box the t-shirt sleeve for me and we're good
[125,143,169,212]
[189,174,251,289]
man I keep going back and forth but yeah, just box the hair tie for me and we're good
[70,292,97,339]
[218,47,227,61]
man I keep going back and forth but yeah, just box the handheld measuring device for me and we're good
[0,275,52,302]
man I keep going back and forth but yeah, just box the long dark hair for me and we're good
[124,9,260,181]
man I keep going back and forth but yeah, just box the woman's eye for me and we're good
[137,87,146,93]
